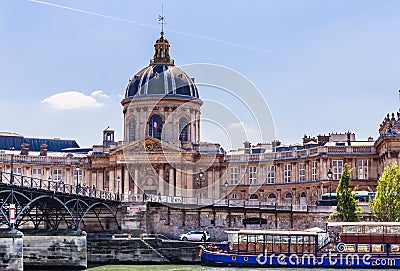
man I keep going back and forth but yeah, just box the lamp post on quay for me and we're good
[10,147,15,185]
[224,180,229,201]
[327,168,333,198]
[197,169,205,204]
[75,165,80,194]
[117,176,121,201]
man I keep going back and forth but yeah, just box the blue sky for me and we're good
[1,0,400,148]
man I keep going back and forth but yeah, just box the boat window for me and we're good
[274,235,282,243]
[343,225,363,233]
[358,244,370,253]
[372,244,384,253]
[345,244,356,252]
[257,235,264,242]
[387,226,400,234]
[391,244,400,253]
[266,235,273,243]
[247,235,256,243]
[282,236,289,243]
[365,225,383,233]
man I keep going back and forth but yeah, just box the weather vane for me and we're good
[158,5,165,34]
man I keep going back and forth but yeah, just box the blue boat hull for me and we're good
[201,249,400,268]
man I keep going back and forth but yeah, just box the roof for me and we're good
[0,133,79,152]
[327,222,400,227]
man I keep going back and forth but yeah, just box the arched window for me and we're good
[267,193,277,204]
[300,192,307,206]
[179,117,188,142]
[249,194,259,200]
[232,193,240,199]
[284,193,293,205]
[129,118,136,142]
[149,115,163,140]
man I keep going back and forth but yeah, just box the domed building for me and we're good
[121,32,202,148]
[89,31,226,201]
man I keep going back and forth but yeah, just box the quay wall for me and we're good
[0,230,23,271]
[120,203,350,241]
[87,238,200,264]
[23,231,87,269]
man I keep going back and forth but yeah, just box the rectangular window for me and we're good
[284,164,291,183]
[74,169,83,185]
[332,160,343,180]
[299,163,305,182]
[32,168,42,179]
[357,160,368,179]
[267,165,275,184]
[312,161,317,181]
[230,167,238,185]
[13,167,21,174]
[53,169,62,181]
[249,166,257,184]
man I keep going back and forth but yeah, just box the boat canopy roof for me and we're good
[225,229,318,236]
[328,222,400,227]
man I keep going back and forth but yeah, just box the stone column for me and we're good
[214,169,220,199]
[169,167,175,196]
[124,167,130,195]
[207,170,213,199]
[176,166,182,197]
[134,167,139,195]
[186,167,194,198]
[158,165,164,195]
[109,170,115,193]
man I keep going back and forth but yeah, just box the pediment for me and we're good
[119,136,183,154]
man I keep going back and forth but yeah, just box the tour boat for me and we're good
[200,222,400,268]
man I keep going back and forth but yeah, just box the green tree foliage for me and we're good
[370,162,400,221]
[329,163,361,221]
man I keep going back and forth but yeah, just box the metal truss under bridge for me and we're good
[0,172,121,231]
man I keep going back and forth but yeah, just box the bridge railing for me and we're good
[0,171,118,201]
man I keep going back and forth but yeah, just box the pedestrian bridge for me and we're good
[0,172,120,231]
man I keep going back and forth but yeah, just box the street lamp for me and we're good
[327,168,333,197]
[10,147,15,185]
[224,180,229,206]
[75,165,80,194]
[197,169,205,201]
[117,176,121,201]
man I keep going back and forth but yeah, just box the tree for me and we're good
[370,162,400,221]
[329,163,362,221]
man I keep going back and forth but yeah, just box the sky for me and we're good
[1,0,400,149]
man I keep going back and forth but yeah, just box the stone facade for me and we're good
[1,32,400,214]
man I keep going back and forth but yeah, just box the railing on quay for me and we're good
[0,171,119,201]
[124,193,310,211]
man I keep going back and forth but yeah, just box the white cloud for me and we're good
[41,91,104,110]
[91,90,110,99]
[228,122,245,129]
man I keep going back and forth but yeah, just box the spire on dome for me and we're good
[152,8,174,65]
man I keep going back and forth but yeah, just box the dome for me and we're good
[124,32,199,99]
[125,64,199,98]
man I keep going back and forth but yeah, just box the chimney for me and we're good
[347,132,351,146]
[21,142,29,155]
[244,141,251,154]
[40,144,48,156]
